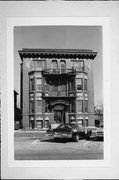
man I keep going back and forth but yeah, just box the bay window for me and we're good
[77,78,83,91]
[77,100,83,112]
[36,100,42,113]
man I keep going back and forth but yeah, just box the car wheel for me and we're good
[73,134,79,142]
[54,137,58,142]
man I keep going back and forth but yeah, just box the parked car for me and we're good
[91,124,104,139]
[85,124,104,140]
[84,126,98,139]
[46,123,86,142]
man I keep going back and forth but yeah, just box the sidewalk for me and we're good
[14,128,47,133]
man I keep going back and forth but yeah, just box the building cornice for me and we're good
[18,48,97,61]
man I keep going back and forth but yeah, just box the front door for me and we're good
[54,110,66,123]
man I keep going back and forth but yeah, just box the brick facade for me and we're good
[19,49,97,129]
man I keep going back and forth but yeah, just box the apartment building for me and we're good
[19,49,97,129]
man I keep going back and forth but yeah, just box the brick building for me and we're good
[19,49,97,129]
[14,90,22,129]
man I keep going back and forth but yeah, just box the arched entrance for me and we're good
[54,104,65,123]
[51,100,69,124]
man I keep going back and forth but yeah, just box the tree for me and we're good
[94,104,103,127]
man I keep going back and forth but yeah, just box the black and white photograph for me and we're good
[14,25,103,160]
[1,1,119,177]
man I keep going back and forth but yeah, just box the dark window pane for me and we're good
[77,78,83,91]
[71,101,75,112]
[30,78,35,91]
[45,101,48,113]
[84,79,87,91]
[30,101,34,113]
[85,100,88,112]
[70,78,75,91]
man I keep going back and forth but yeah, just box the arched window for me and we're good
[30,78,35,91]
[60,60,66,73]
[79,61,84,71]
[52,60,58,70]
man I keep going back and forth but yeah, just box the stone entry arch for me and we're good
[51,100,69,124]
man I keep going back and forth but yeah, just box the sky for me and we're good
[14,26,103,107]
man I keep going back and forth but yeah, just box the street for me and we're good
[14,131,103,160]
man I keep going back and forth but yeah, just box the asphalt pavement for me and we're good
[14,130,103,160]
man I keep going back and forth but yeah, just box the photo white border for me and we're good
[6,17,111,168]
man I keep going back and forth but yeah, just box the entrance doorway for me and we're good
[54,110,65,123]
[54,104,65,123]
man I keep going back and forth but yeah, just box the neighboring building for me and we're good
[19,49,97,129]
[14,90,22,129]
[0,93,1,138]
[94,106,103,127]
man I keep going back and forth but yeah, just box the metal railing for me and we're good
[42,68,76,74]
[42,67,88,74]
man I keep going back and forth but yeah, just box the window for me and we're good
[95,120,100,127]
[45,101,48,113]
[36,93,42,101]
[77,78,83,91]
[57,84,66,96]
[52,84,58,92]
[36,101,42,113]
[84,78,87,91]
[60,60,66,73]
[79,61,84,71]
[74,62,78,70]
[36,61,42,70]
[43,61,46,70]
[77,100,83,112]
[71,101,75,113]
[30,78,35,91]
[45,82,49,91]
[36,78,42,90]
[30,101,34,114]
[30,61,35,70]
[45,120,49,128]
[85,100,88,112]
[70,78,75,91]
[60,84,66,91]
[36,120,43,128]
[77,119,84,127]
[52,60,58,70]
[85,119,88,126]
[30,93,34,101]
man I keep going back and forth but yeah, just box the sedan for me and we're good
[46,123,85,142]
